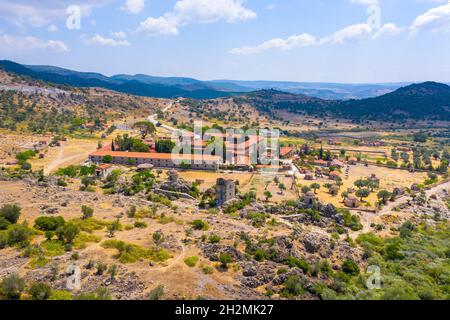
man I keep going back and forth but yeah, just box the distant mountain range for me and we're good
[1,59,449,121]
[233,82,450,121]
[0,59,415,100]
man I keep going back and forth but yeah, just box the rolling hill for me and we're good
[1,59,449,121]
[0,59,410,100]
[222,83,450,121]
[0,60,237,99]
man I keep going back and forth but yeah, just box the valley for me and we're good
[0,63,449,302]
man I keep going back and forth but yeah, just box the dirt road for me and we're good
[379,179,450,215]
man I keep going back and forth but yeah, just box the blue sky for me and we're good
[1,0,450,83]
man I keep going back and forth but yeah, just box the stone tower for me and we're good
[216,178,236,206]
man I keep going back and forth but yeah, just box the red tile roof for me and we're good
[90,150,220,162]
[280,147,294,157]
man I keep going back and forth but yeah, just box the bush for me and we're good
[341,259,360,276]
[0,204,21,224]
[55,223,80,245]
[399,221,416,238]
[102,155,113,163]
[81,206,94,220]
[29,282,52,300]
[282,276,305,298]
[96,262,107,275]
[0,274,25,300]
[253,249,266,262]
[285,256,310,274]
[382,238,404,260]
[1,224,33,248]
[155,140,176,153]
[20,162,32,170]
[192,219,208,230]
[134,221,147,229]
[74,287,111,300]
[152,231,164,246]
[246,211,266,227]
[184,256,199,267]
[342,210,363,231]
[34,216,65,231]
[147,285,165,300]
[219,253,232,268]
[202,266,214,274]
[49,290,72,300]
[356,233,384,247]
[16,150,36,161]
[0,217,11,230]
[101,239,171,264]
[208,234,221,244]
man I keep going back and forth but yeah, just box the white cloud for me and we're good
[121,0,144,14]
[230,33,317,55]
[113,31,127,39]
[85,34,130,46]
[410,1,450,33]
[138,0,256,36]
[372,23,403,39]
[231,22,403,55]
[138,16,180,36]
[0,33,69,52]
[322,23,373,45]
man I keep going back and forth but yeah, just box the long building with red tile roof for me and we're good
[89,150,221,171]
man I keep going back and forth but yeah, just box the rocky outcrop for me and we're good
[202,244,244,262]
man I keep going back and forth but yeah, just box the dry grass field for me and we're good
[297,163,428,209]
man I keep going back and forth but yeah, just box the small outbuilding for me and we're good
[329,171,341,181]
[95,164,113,178]
[393,187,406,196]
[304,191,318,207]
[344,196,360,208]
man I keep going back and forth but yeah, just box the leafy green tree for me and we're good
[377,190,392,205]
[356,188,370,202]
[354,179,369,189]
[102,155,113,164]
[301,186,311,194]
[155,140,176,153]
[34,216,65,231]
[310,183,321,194]
[133,121,156,140]
[56,223,79,245]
